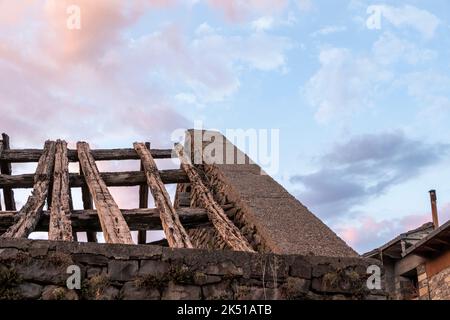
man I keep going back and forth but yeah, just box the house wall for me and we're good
[416,250,450,300]
[0,238,386,300]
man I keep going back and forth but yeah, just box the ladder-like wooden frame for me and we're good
[0,134,253,252]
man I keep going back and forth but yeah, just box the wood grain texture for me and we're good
[0,207,211,233]
[48,140,73,241]
[0,148,173,163]
[0,169,188,188]
[134,142,193,248]
[1,141,56,238]
[0,133,16,210]
[77,142,133,244]
[138,142,150,244]
[174,144,254,252]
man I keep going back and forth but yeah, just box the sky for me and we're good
[1,0,450,253]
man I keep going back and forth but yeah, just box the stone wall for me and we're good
[428,266,450,300]
[0,239,385,300]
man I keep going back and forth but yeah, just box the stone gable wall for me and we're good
[0,239,385,300]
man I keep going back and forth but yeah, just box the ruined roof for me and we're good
[363,222,434,259]
[1,130,359,259]
[404,219,450,257]
[191,130,359,257]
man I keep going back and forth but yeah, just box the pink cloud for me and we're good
[0,1,290,216]
[0,0,38,26]
[335,205,450,254]
[207,0,288,21]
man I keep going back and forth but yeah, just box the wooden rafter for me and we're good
[80,162,97,242]
[1,141,56,238]
[0,133,16,210]
[0,169,188,188]
[138,142,150,244]
[0,148,173,163]
[48,140,73,241]
[0,207,212,233]
[77,142,133,244]
[134,142,193,248]
[174,143,254,252]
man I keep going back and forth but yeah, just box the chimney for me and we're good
[429,190,439,229]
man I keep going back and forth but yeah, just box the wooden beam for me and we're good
[174,143,254,252]
[48,140,73,241]
[0,169,188,188]
[138,142,150,244]
[0,133,16,210]
[1,141,56,238]
[0,207,211,233]
[135,142,192,248]
[80,162,97,243]
[77,142,133,244]
[0,148,173,163]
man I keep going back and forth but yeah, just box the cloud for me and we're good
[335,205,450,254]
[379,4,440,39]
[396,71,450,122]
[303,32,438,123]
[290,131,449,218]
[311,25,347,37]
[372,32,437,65]
[206,0,288,22]
[303,47,387,123]
[251,16,275,31]
[125,23,291,103]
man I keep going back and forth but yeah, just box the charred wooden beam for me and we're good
[48,140,73,241]
[1,141,56,238]
[77,142,133,244]
[138,142,150,244]
[174,144,254,252]
[0,133,16,210]
[0,148,173,163]
[135,142,193,248]
[0,207,210,233]
[0,169,188,189]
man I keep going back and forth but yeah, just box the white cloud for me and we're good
[303,47,390,123]
[175,92,199,105]
[379,4,440,39]
[195,22,215,35]
[126,24,291,103]
[251,16,275,31]
[303,29,440,123]
[311,25,347,37]
[372,32,437,65]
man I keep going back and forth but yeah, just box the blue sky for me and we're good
[1,0,450,252]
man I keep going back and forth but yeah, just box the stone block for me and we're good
[193,272,222,286]
[41,285,78,300]
[18,283,42,300]
[202,280,235,300]
[281,277,311,299]
[73,253,109,266]
[138,260,170,277]
[121,281,160,300]
[162,281,201,300]
[107,260,139,281]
